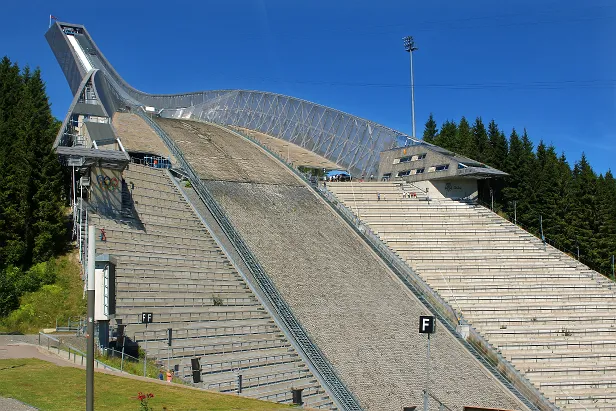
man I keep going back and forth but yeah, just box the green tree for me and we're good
[422,113,438,144]
[486,120,508,170]
[596,171,616,273]
[533,142,563,243]
[568,154,599,264]
[502,128,523,207]
[471,117,489,163]
[0,57,25,267]
[455,116,476,158]
[0,57,66,269]
[434,120,457,150]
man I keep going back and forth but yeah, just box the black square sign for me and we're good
[141,312,153,324]
[419,315,436,334]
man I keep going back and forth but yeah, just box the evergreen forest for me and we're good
[422,113,616,278]
[0,56,69,317]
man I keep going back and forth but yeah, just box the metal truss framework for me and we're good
[162,90,408,177]
[46,21,423,177]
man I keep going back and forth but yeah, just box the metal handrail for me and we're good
[37,332,120,372]
[470,198,614,283]
[136,111,363,411]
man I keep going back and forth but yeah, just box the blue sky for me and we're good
[2,0,614,173]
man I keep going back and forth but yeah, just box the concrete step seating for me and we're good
[116,295,258,308]
[93,215,209,239]
[116,264,237,278]
[143,335,291,359]
[116,305,267,321]
[116,279,248,291]
[468,314,616,326]
[499,341,616,355]
[91,163,329,408]
[103,238,222,257]
[205,365,312,393]
[115,309,268,326]
[102,228,213,247]
[327,180,616,409]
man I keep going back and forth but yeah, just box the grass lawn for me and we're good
[0,358,292,411]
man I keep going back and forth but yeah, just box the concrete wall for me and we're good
[378,145,459,181]
[90,166,122,215]
[404,179,478,201]
[431,179,478,200]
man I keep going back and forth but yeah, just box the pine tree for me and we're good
[554,153,574,250]
[516,129,537,229]
[502,129,523,208]
[486,120,508,170]
[471,117,489,163]
[533,142,562,244]
[0,57,26,267]
[23,69,65,263]
[422,113,438,144]
[0,58,66,269]
[569,154,600,264]
[434,120,457,151]
[455,116,476,158]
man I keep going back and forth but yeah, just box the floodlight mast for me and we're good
[403,36,418,140]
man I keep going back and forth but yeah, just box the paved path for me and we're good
[0,343,76,367]
[0,397,37,411]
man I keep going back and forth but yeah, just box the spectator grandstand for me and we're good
[327,181,616,410]
[90,163,334,408]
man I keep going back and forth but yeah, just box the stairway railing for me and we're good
[137,111,363,411]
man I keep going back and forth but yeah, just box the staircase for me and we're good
[327,181,616,410]
[90,164,334,409]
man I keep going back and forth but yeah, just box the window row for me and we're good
[393,153,427,164]
[394,164,449,177]
[397,168,425,177]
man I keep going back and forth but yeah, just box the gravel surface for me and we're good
[0,397,38,410]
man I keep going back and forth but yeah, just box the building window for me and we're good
[397,170,411,177]
[396,153,427,164]
[435,164,449,172]
[415,168,425,174]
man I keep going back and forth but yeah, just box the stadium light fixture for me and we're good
[403,36,418,140]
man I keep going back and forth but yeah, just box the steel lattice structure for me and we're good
[46,21,422,177]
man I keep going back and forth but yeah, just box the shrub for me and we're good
[0,253,85,333]
[0,269,20,317]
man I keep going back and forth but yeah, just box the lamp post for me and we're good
[86,225,96,411]
[403,36,418,139]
